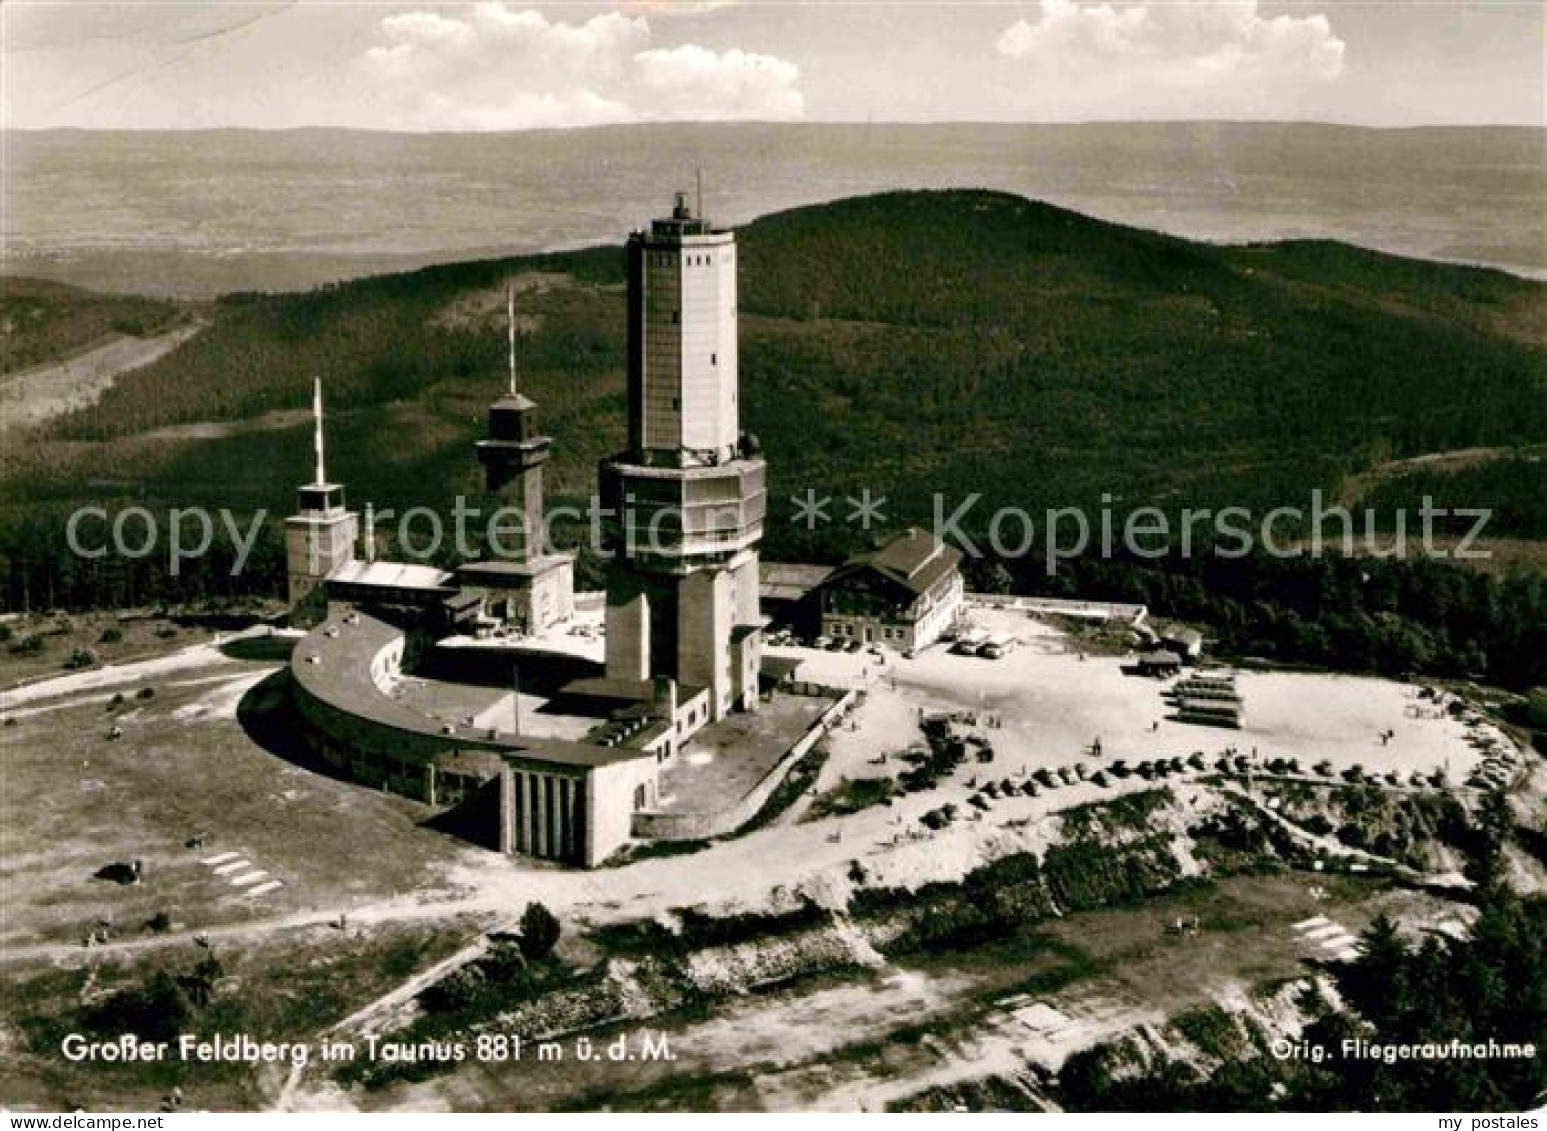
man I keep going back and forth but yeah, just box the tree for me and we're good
[1341,913,1410,1031]
[518,901,561,961]
[1465,790,1514,892]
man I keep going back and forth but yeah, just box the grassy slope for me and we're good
[0,277,186,376]
[2,190,1543,559]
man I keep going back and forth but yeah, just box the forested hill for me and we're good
[3,188,1545,569]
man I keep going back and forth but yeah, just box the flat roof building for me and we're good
[280,195,818,868]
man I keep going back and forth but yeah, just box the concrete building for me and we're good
[289,604,660,865]
[819,528,964,651]
[279,195,829,868]
[599,192,767,721]
[469,289,575,635]
[284,379,359,619]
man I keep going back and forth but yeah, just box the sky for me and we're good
[3,1,1542,131]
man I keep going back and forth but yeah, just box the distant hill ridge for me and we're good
[3,189,1544,556]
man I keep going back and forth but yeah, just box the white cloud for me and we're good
[358,4,803,130]
[634,45,805,120]
[619,1,743,15]
[995,0,1344,113]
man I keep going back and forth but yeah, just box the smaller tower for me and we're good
[462,290,575,634]
[285,379,358,613]
[475,288,552,562]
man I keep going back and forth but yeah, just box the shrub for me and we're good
[518,901,561,961]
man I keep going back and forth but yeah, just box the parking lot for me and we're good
[768,603,1496,800]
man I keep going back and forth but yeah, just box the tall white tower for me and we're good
[601,193,766,721]
[284,379,358,614]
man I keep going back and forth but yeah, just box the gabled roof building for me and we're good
[818,528,964,651]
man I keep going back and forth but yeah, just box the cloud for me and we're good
[634,44,804,120]
[619,1,742,14]
[358,4,802,130]
[995,0,1344,113]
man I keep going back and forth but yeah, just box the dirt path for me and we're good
[0,320,203,430]
[1335,443,1545,508]
[0,630,1480,977]
[273,932,493,1111]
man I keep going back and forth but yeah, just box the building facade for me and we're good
[282,195,786,867]
[284,380,360,616]
[289,604,660,866]
[469,291,576,635]
[599,193,766,721]
[819,528,964,651]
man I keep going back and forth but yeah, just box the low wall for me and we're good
[968,592,1148,625]
[632,688,859,842]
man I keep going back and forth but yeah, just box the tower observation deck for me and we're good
[601,192,767,720]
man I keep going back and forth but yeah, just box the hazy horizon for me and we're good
[6,121,1544,298]
[7,120,1545,136]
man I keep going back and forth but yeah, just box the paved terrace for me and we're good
[655,692,835,816]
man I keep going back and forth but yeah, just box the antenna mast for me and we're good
[695,168,703,220]
[312,377,326,486]
[506,286,518,397]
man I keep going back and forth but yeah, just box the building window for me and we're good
[710,353,717,366]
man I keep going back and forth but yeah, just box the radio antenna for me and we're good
[312,377,326,486]
[695,168,703,220]
[506,286,518,397]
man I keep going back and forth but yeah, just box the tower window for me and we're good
[710,353,717,366]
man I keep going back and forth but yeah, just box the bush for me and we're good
[10,634,45,655]
[99,626,124,644]
[518,901,561,960]
[64,647,100,670]
[418,965,487,1014]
